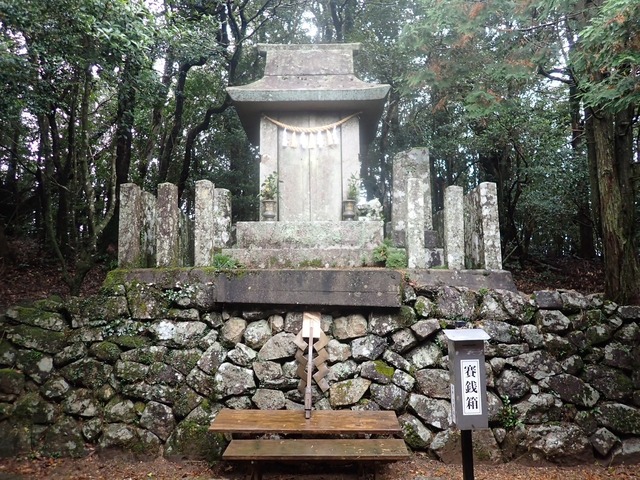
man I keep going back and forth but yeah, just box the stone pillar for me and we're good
[194,180,215,267]
[406,178,426,268]
[156,183,181,267]
[213,188,232,249]
[142,191,157,267]
[478,182,502,269]
[391,148,432,246]
[444,186,464,270]
[118,183,143,268]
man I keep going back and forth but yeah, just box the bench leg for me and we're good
[249,462,262,480]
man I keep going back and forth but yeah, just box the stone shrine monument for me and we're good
[220,43,390,267]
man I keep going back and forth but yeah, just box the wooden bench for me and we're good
[209,409,409,479]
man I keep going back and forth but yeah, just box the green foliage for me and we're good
[210,254,243,270]
[498,395,522,430]
[373,240,408,268]
[260,172,278,200]
[347,173,360,200]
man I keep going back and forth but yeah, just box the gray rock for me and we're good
[326,360,358,383]
[392,370,415,391]
[413,296,434,318]
[268,314,285,334]
[360,360,394,385]
[332,314,367,340]
[243,320,272,349]
[536,310,571,333]
[226,396,253,410]
[382,349,413,372]
[60,358,112,389]
[543,333,576,359]
[186,368,218,398]
[521,423,590,461]
[227,343,257,367]
[99,423,161,455]
[389,328,418,353]
[252,389,286,410]
[140,401,176,442]
[540,373,600,407]
[253,361,288,389]
[618,305,640,320]
[408,393,451,430]
[506,351,562,380]
[104,398,137,423]
[370,383,409,411]
[611,438,640,464]
[411,318,441,340]
[433,286,477,320]
[514,393,560,424]
[82,417,103,442]
[520,324,544,349]
[479,320,520,343]
[165,349,201,375]
[495,369,530,400]
[585,324,613,345]
[369,312,404,336]
[40,417,85,458]
[329,378,371,407]
[399,413,432,449]
[120,346,168,365]
[115,360,149,383]
[196,342,227,374]
[487,391,503,422]
[326,339,351,362]
[561,355,584,375]
[283,311,303,333]
[560,291,590,313]
[603,342,634,370]
[415,368,450,399]
[63,388,99,417]
[484,343,529,358]
[220,317,247,347]
[13,391,55,424]
[431,428,502,464]
[150,320,207,347]
[534,290,563,310]
[583,365,633,401]
[406,342,443,369]
[590,427,619,456]
[595,402,640,435]
[40,377,70,400]
[214,363,256,397]
[351,334,387,361]
[258,332,297,360]
[146,362,184,386]
[478,293,510,322]
[614,322,640,344]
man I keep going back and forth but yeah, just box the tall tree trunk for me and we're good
[591,107,640,304]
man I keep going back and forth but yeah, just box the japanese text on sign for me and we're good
[461,359,482,415]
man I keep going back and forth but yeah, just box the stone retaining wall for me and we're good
[1,278,639,465]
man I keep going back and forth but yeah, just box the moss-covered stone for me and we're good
[7,325,67,354]
[89,341,122,363]
[13,391,56,424]
[5,307,67,331]
[0,368,25,395]
[164,419,226,462]
[0,339,17,367]
[110,335,151,350]
[60,358,113,389]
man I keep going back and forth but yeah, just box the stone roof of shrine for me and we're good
[227,43,390,144]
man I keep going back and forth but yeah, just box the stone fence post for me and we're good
[464,182,502,270]
[444,185,464,269]
[156,183,181,267]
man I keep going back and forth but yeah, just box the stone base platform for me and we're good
[221,247,375,268]
[113,268,517,309]
[234,221,383,249]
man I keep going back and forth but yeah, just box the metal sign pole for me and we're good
[461,429,474,480]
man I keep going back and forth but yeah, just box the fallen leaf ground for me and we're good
[1,453,638,480]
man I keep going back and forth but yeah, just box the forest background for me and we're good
[0,0,638,305]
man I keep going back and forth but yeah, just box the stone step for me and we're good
[234,221,383,249]
[222,247,376,268]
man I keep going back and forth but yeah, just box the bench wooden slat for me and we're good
[223,438,409,462]
[209,409,402,435]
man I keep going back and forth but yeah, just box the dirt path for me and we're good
[1,454,637,480]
